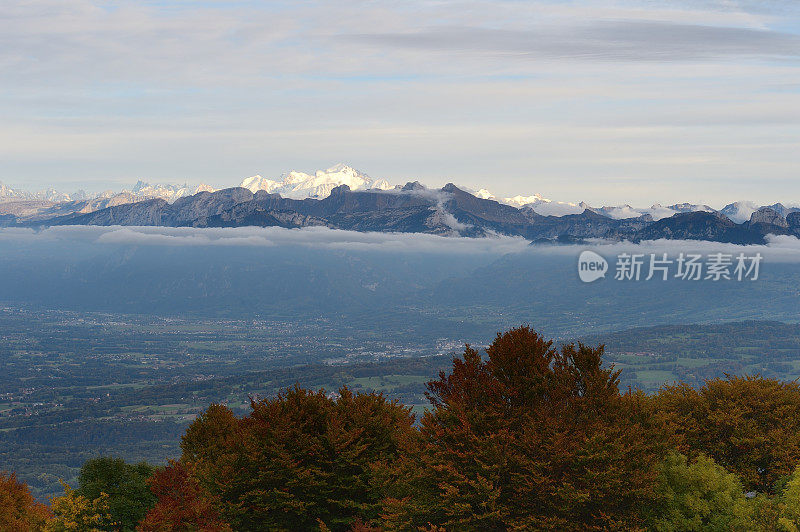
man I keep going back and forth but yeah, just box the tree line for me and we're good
[6,326,800,530]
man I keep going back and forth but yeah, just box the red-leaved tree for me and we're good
[382,326,666,531]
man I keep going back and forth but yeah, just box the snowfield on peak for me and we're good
[473,189,495,200]
[239,164,392,199]
[720,201,763,224]
[500,194,584,216]
[586,203,714,221]
[502,194,547,208]
[465,188,584,216]
[129,181,216,202]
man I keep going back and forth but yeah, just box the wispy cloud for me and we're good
[346,21,800,63]
[1,0,799,206]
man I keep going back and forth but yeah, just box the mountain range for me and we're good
[2,164,799,244]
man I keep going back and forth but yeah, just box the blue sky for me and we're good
[1,0,799,206]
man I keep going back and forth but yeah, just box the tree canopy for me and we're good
[0,471,50,532]
[652,376,800,493]
[383,326,666,530]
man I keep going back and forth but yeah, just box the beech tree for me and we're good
[0,472,50,531]
[652,376,800,493]
[46,481,115,532]
[178,387,416,531]
[137,461,230,532]
[650,452,744,531]
[382,326,666,531]
[75,457,156,531]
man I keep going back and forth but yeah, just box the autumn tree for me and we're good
[652,376,800,493]
[46,481,115,532]
[382,326,666,531]
[137,460,230,532]
[179,403,239,499]
[179,387,416,531]
[0,471,50,531]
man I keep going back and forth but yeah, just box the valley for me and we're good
[2,305,799,500]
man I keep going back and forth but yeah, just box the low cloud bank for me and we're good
[0,225,531,255]
[533,235,800,263]
[3,226,800,262]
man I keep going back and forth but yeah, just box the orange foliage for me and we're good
[137,461,230,532]
[382,326,666,530]
[653,375,800,493]
[0,471,51,531]
[176,387,415,531]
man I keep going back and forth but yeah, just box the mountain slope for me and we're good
[36,183,797,244]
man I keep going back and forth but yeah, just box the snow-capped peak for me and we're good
[502,194,547,208]
[457,187,496,200]
[587,203,715,221]
[3,166,798,225]
[0,182,86,202]
[128,181,216,202]
[320,163,363,179]
[720,201,762,224]
[239,163,392,199]
[500,193,585,216]
[240,175,281,194]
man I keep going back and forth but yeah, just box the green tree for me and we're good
[75,457,156,531]
[729,494,782,532]
[650,452,744,531]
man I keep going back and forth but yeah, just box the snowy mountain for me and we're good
[719,201,800,223]
[501,194,544,208]
[1,167,798,228]
[27,181,800,245]
[0,179,214,204]
[719,201,762,224]
[0,183,24,200]
[239,164,392,199]
[473,189,495,200]
[472,189,586,216]
[128,180,216,202]
[0,182,73,202]
[586,203,714,221]
[504,194,585,216]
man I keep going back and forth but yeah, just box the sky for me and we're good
[1,0,799,207]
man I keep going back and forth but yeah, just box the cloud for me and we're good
[527,234,800,263]
[347,21,800,63]
[1,0,800,207]
[4,226,800,264]
[9,225,529,255]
